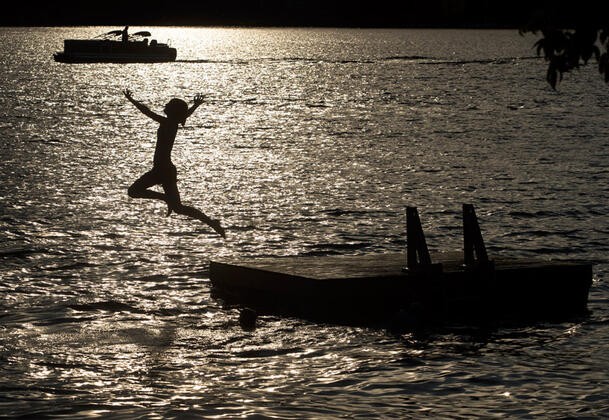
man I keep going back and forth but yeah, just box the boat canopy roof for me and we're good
[95,29,152,40]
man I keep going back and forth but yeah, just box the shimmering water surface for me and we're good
[1,27,609,418]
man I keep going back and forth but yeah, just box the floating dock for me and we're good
[210,205,593,325]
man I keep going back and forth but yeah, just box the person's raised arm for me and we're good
[185,93,205,119]
[123,89,165,123]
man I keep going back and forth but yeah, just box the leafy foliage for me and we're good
[521,25,609,89]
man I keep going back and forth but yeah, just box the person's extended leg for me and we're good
[163,180,226,238]
[160,176,180,217]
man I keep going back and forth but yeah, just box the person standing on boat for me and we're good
[123,89,226,238]
[121,26,129,43]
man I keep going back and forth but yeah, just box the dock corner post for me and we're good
[463,204,490,268]
[405,206,433,271]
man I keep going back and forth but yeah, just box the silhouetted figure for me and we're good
[123,89,226,238]
[121,26,129,43]
[239,308,257,330]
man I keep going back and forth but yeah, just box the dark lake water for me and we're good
[1,27,609,418]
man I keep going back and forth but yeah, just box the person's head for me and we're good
[164,98,188,126]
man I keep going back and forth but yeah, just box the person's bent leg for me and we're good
[128,171,166,201]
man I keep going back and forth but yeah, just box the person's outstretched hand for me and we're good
[193,93,205,106]
[123,89,133,100]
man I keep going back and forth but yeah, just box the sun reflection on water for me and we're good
[1,26,608,418]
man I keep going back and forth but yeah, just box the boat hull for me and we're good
[54,39,177,63]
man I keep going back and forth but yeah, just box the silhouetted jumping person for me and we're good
[123,89,226,238]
